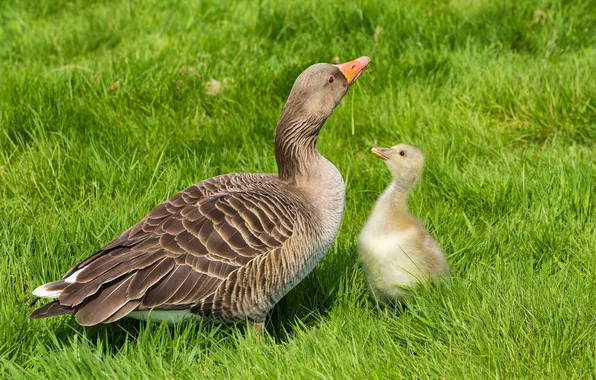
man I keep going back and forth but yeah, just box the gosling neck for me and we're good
[274,105,326,183]
[380,180,411,214]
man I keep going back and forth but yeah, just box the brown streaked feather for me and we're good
[75,275,135,325]
[75,248,144,283]
[175,230,200,254]
[60,276,107,307]
[29,301,74,319]
[145,202,171,219]
[36,279,68,294]
[104,300,141,323]
[208,260,237,279]
[181,274,221,304]
[127,258,176,299]
[60,250,166,306]
[164,270,204,305]
[141,264,192,307]
[159,234,186,255]
[62,244,122,279]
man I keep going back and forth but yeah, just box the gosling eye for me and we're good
[399,151,406,156]
[328,75,335,84]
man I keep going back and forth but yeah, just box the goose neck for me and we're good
[274,111,325,182]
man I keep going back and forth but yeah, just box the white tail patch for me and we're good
[32,284,61,299]
[127,310,202,324]
[32,268,85,299]
[64,268,85,284]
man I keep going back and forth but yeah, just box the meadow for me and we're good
[1,0,595,377]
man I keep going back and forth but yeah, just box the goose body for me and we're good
[358,144,449,303]
[30,57,369,327]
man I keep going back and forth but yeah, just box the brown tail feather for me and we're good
[29,301,75,319]
[39,279,69,294]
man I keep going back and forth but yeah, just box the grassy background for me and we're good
[1,0,595,377]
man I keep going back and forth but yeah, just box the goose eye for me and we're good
[399,151,406,156]
[328,75,334,84]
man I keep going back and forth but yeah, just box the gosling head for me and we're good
[371,144,424,190]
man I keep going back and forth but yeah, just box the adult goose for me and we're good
[30,56,370,330]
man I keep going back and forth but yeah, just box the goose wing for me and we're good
[31,175,299,326]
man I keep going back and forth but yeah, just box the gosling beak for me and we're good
[371,147,391,161]
[335,56,370,85]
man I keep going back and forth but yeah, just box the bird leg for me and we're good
[250,320,266,343]
[251,321,264,335]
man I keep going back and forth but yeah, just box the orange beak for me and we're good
[371,147,390,161]
[335,56,370,85]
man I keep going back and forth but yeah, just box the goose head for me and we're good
[372,144,424,190]
[283,56,370,121]
[275,56,370,180]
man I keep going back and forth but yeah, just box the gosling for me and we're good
[358,144,449,303]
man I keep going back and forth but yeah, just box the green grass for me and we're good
[1,0,595,377]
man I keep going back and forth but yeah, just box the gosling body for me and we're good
[358,144,448,303]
